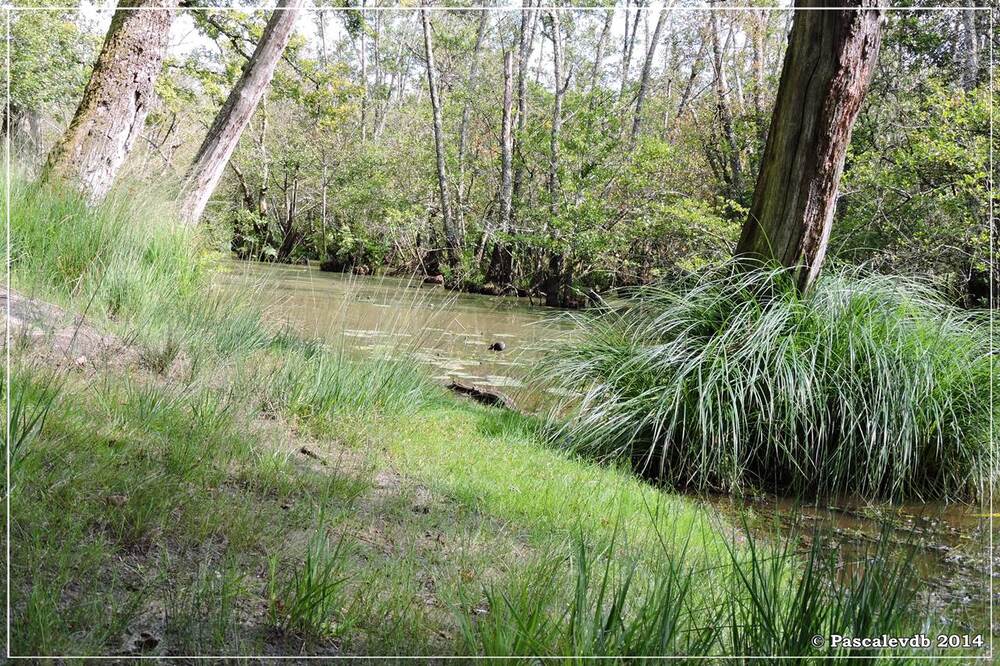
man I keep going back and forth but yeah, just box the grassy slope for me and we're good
[7,178,956,660]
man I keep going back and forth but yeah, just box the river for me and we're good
[218,260,996,636]
[215,260,568,404]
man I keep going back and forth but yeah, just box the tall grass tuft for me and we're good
[10,174,203,320]
[459,520,936,661]
[268,530,354,640]
[543,261,994,500]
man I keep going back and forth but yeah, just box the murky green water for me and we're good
[220,259,996,636]
[215,260,567,404]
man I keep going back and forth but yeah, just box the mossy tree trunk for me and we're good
[179,0,305,226]
[735,0,884,293]
[42,0,179,202]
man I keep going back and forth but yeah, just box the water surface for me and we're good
[216,260,565,404]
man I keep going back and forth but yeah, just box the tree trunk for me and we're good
[735,0,884,293]
[709,7,743,197]
[420,5,460,271]
[41,0,179,203]
[619,0,642,100]
[178,0,305,225]
[512,0,538,212]
[486,50,515,288]
[961,0,979,91]
[544,10,567,308]
[589,9,613,96]
[630,3,671,146]
[359,0,368,143]
[456,12,489,241]
[672,40,706,135]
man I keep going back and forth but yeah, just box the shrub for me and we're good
[542,261,995,500]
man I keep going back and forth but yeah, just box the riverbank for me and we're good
[6,181,981,659]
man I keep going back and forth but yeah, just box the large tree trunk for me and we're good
[41,0,178,203]
[485,50,515,288]
[178,0,305,225]
[735,0,883,293]
[420,5,460,271]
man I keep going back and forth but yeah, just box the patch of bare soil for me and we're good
[2,286,141,371]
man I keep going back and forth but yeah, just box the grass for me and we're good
[542,261,995,500]
[5,180,977,658]
[458,520,940,663]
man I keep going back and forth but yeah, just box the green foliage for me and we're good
[5,5,93,117]
[836,82,991,301]
[543,261,994,500]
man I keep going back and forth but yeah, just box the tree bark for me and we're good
[179,0,305,225]
[486,50,515,288]
[420,5,460,270]
[736,0,884,293]
[42,0,179,203]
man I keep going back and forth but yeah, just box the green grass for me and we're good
[543,261,995,500]
[6,181,971,658]
[457,520,943,663]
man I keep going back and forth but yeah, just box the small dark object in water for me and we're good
[489,341,506,352]
[424,274,445,285]
[448,380,515,410]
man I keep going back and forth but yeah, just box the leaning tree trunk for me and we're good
[735,0,883,293]
[178,0,305,225]
[42,0,179,203]
[630,3,671,146]
[420,5,460,271]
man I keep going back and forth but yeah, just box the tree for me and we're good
[456,12,489,238]
[735,1,884,293]
[709,6,742,198]
[543,9,568,307]
[178,0,306,226]
[485,50,515,289]
[420,4,460,271]
[41,0,179,202]
[630,3,671,145]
